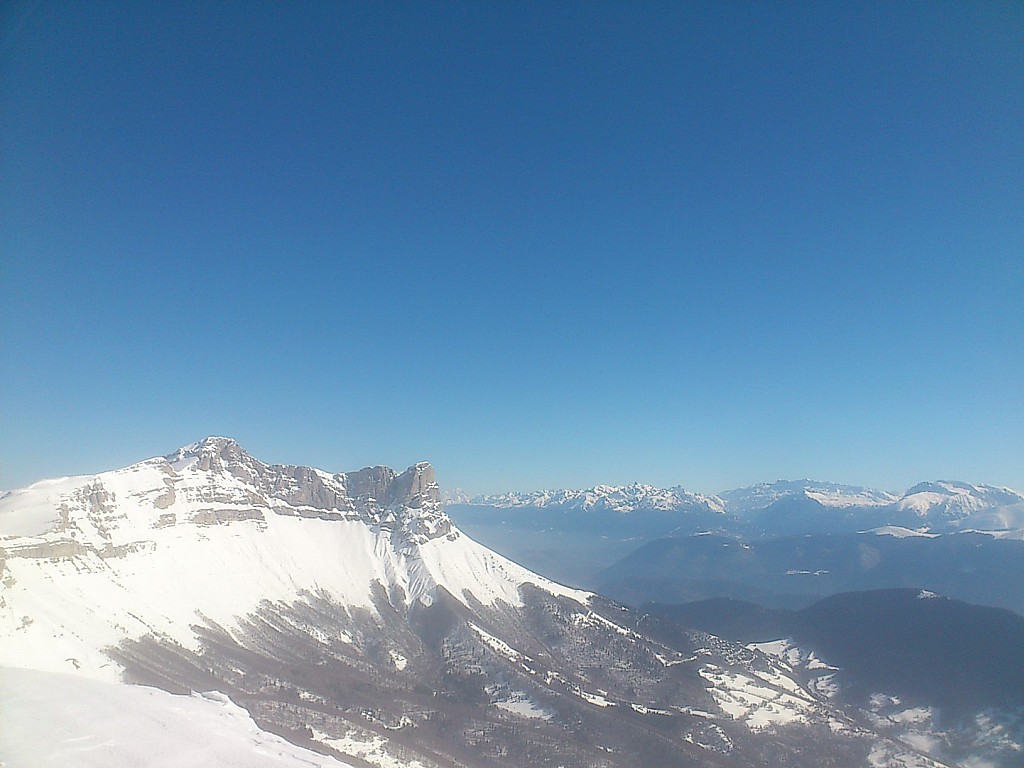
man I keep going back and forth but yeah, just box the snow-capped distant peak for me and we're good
[443,487,473,505]
[466,482,725,514]
[896,481,1024,521]
[167,434,241,458]
[718,479,898,513]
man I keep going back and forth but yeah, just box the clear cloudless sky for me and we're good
[1,1,1022,495]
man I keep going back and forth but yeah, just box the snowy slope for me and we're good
[0,665,355,768]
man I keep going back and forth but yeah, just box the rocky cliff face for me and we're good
[161,436,445,539]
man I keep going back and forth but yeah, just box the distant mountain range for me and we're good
[446,478,1024,589]
[717,480,899,512]
[451,478,1024,533]
[464,483,726,514]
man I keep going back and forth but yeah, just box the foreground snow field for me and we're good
[0,666,353,768]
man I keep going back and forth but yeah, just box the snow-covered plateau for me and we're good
[0,437,586,681]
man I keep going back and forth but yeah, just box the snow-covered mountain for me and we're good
[0,436,583,680]
[466,482,726,514]
[462,477,1024,533]
[719,480,898,514]
[720,478,1024,535]
[441,486,473,505]
[896,480,1024,528]
[449,484,730,586]
[448,477,1024,588]
[0,437,950,768]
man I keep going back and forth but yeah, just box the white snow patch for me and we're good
[656,650,698,666]
[867,742,948,768]
[388,650,407,670]
[869,526,939,538]
[468,622,528,663]
[804,488,896,508]
[750,639,801,667]
[494,698,553,720]
[811,673,840,698]
[310,729,428,768]
[749,638,837,672]
[570,609,632,637]
[961,528,1024,540]
[0,666,353,768]
[700,664,814,730]
[579,689,616,708]
[630,703,672,716]
[806,653,837,670]
[678,706,718,719]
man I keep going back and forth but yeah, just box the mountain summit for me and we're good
[165,435,444,536]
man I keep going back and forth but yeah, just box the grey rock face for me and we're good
[342,466,398,504]
[166,437,447,540]
[386,462,439,508]
[271,466,352,511]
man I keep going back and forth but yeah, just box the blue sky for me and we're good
[2,2,1022,494]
